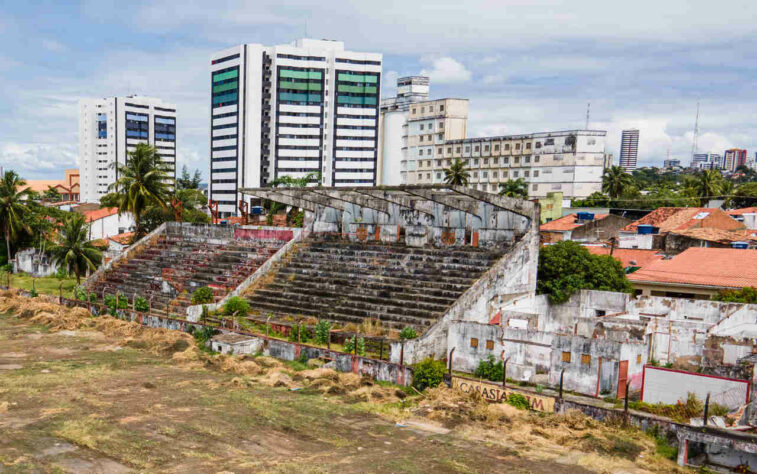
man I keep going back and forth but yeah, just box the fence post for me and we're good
[59,282,63,304]
[559,368,565,399]
[448,347,455,376]
[624,381,630,425]
[400,341,405,367]
[503,356,510,388]
[327,329,330,350]
[703,393,710,426]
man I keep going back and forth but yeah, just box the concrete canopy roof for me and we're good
[239,184,538,220]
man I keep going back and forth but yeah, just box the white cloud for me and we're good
[41,39,66,52]
[0,142,78,177]
[420,57,471,84]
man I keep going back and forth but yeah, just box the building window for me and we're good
[474,146,480,152]
[483,159,488,165]
[465,146,470,152]
[588,138,596,145]
[420,124,424,130]
[504,144,510,151]
[581,354,591,365]
[486,340,494,350]
[470,338,479,348]
[438,122,444,129]
[473,159,478,166]
[436,160,442,167]
[436,172,441,179]
[473,172,478,178]
[535,156,540,163]
[533,170,539,177]
[421,106,425,113]
[426,173,431,179]
[562,352,571,363]
[482,171,488,178]
[494,144,500,151]
[513,171,519,177]
[503,171,509,178]
[419,149,423,156]
[427,160,431,167]
[526,142,532,150]
[515,143,521,150]
[456,147,461,153]
[411,108,416,114]
[437,147,442,154]
[525,156,530,163]
[440,105,445,111]
[446,147,452,153]
[484,145,489,152]
[429,105,434,112]
[493,172,498,178]
[524,171,530,177]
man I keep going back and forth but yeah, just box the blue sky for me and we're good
[2,0,757,179]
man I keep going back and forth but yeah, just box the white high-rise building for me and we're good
[209,39,382,216]
[79,95,176,203]
[619,129,639,171]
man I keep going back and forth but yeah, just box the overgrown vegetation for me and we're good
[647,425,678,460]
[712,286,757,303]
[191,286,215,304]
[412,357,446,391]
[399,327,418,340]
[288,322,311,343]
[537,240,633,304]
[474,355,504,382]
[506,393,531,410]
[134,296,149,312]
[629,393,703,423]
[343,336,366,356]
[314,320,331,345]
[222,296,250,316]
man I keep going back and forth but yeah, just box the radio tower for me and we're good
[585,102,590,129]
[690,101,700,165]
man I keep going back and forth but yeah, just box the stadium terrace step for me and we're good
[246,239,505,332]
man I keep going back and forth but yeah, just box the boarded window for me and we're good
[486,340,494,350]
[581,354,591,365]
[637,354,642,364]
[470,338,479,348]
[562,351,571,363]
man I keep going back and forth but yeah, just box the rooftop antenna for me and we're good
[691,101,700,162]
[585,102,590,130]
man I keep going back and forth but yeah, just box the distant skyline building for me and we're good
[378,76,468,185]
[208,38,382,217]
[663,159,681,169]
[691,153,722,170]
[619,129,639,171]
[723,148,747,172]
[79,95,176,203]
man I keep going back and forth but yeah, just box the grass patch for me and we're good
[4,273,77,298]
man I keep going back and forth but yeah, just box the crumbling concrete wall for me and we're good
[446,321,503,373]
[391,216,540,365]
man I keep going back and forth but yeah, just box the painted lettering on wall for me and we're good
[451,376,555,412]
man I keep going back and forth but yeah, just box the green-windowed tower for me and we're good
[209,39,382,217]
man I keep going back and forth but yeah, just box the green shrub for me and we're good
[412,358,446,391]
[288,322,311,343]
[193,326,217,346]
[506,393,531,410]
[191,286,214,304]
[55,266,68,279]
[75,286,88,301]
[29,288,38,298]
[314,320,331,345]
[343,336,365,356]
[222,296,250,316]
[647,425,677,460]
[88,292,97,303]
[399,327,418,340]
[134,296,149,312]
[474,355,504,382]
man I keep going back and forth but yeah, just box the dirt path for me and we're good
[0,313,589,473]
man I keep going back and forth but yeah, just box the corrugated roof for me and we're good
[540,213,609,232]
[628,248,757,289]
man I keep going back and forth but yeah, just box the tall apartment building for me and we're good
[619,129,639,171]
[416,130,606,198]
[378,76,468,185]
[723,148,747,172]
[209,39,382,216]
[79,95,176,203]
[692,153,722,170]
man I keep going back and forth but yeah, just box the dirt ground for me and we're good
[0,296,682,473]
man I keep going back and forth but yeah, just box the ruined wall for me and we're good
[446,321,503,373]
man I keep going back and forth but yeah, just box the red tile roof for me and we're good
[728,207,757,216]
[628,248,757,289]
[107,232,134,245]
[81,207,119,222]
[540,213,609,232]
[670,228,757,244]
[621,207,743,233]
[584,246,664,269]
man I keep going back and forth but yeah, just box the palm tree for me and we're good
[50,213,102,285]
[693,169,725,206]
[0,171,31,266]
[106,143,172,237]
[443,159,470,186]
[498,178,529,199]
[601,166,634,199]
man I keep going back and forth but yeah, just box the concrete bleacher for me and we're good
[87,223,292,316]
[245,238,505,331]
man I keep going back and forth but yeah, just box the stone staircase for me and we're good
[245,239,505,331]
[90,234,286,316]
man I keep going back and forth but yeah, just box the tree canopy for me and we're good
[50,213,103,284]
[602,166,634,199]
[537,241,633,304]
[443,159,470,186]
[0,171,31,265]
[498,178,529,199]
